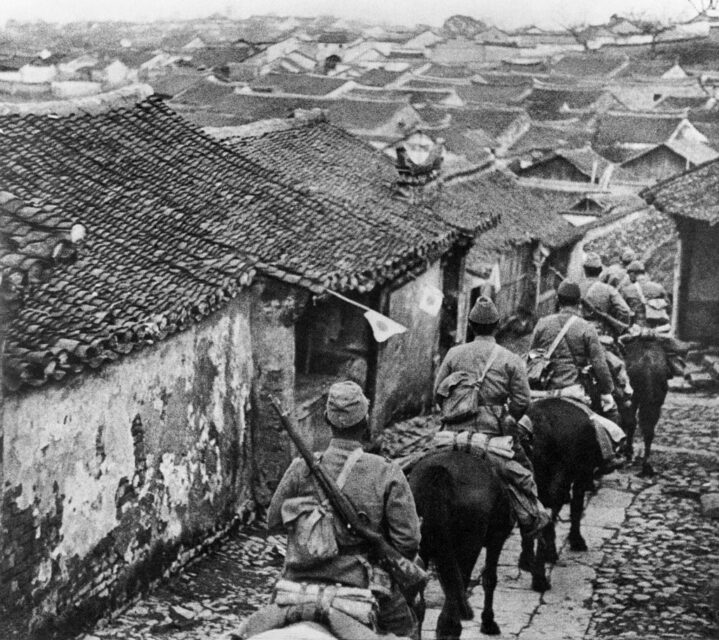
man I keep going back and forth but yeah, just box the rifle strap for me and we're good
[547,315,576,359]
[335,448,364,491]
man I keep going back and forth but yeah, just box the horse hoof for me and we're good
[569,537,588,552]
[532,575,551,592]
[639,463,655,477]
[480,620,501,635]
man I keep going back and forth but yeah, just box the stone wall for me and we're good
[371,263,442,431]
[1,294,254,637]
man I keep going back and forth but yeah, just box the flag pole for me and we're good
[322,288,374,313]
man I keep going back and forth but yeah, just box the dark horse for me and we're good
[408,449,540,639]
[621,336,670,476]
[517,398,603,591]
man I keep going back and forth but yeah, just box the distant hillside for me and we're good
[442,15,488,38]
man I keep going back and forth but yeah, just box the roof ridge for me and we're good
[0,83,154,117]
[203,109,328,139]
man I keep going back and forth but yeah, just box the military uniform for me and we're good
[434,297,549,536]
[434,334,531,433]
[620,277,669,327]
[580,275,633,403]
[247,382,421,640]
[530,310,614,396]
[580,277,631,336]
[530,284,626,468]
[600,263,629,289]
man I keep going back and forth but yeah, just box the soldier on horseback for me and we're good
[600,247,636,289]
[240,382,422,640]
[620,260,686,378]
[579,252,634,410]
[434,296,551,538]
[528,280,626,474]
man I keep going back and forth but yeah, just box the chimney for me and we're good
[394,141,445,199]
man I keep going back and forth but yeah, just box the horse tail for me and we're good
[413,464,473,621]
[632,357,667,428]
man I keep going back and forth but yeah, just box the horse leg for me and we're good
[624,398,639,462]
[518,528,534,572]
[568,482,588,551]
[479,533,504,635]
[637,404,661,477]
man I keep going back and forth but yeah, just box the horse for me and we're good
[407,449,517,639]
[517,398,603,591]
[621,336,670,476]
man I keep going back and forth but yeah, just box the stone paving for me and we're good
[75,390,719,640]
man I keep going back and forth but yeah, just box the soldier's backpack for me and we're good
[280,448,363,569]
[437,344,500,424]
[525,316,576,390]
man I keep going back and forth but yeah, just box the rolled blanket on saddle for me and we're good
[396,430,515,472]
[238,579,380,640]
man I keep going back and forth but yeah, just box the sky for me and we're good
[0,0,702,29]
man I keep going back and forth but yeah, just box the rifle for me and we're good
[580,298,630,335]
[268,395,429,594]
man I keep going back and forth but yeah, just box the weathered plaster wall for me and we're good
[680,222,719,342]
[1,294,253,636]
[371,263,442,431]
[249,277,309,505]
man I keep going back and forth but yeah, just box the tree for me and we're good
[627,13,674,55]
[564,23,592,51]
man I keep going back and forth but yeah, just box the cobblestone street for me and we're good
[75,390,719,640]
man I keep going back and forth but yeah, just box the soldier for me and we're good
[244,381,422,640]
[529,281,626,474]
[620,261,685,377]
[601,247,636,289]
[434,296,550,537]
[580,252,634,407]
[620,260,670,327]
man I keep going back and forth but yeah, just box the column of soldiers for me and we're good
[240,247,683,640]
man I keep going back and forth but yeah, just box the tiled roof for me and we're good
[616,60,684,79]
[0,94,460,391]
[593,113,683,147]
[445,107,528,140]
[441,172,581,262]
[522,87,607,119]
[206,114,485,282]
[170,78,236,106]
[455,83,531,105]
[420,64,476,79]
[625,139,719,166]
[150,72,209,98]
[508,122,593,155]
[189,92,420,133]
[345,87,455,105]
[655,95,712,111]
[642,158,719,223]
[555,147,613,178]
[356,68,405,87]
[249,72,349,96]
[551,53,627,77]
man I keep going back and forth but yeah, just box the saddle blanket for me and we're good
[274,580,377,625]
[432,431,515,459]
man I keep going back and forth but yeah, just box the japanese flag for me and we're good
[364,310,408,343]
[418,284,443,316]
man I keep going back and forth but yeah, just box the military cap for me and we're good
[557,280,581,303]
[326,381,369,429]
[621,248,637,265]
[468,295,499,325]
[583,252,603,269]
[626,260,645,273]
